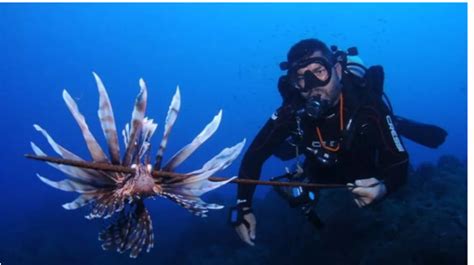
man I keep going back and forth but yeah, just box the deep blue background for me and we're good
[0,3,466,264]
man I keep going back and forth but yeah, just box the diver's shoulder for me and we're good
[272,104,296,122]
[354,97,392,123]
[273,96,305,120]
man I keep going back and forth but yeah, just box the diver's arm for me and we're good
[379,150,409,194]
[348,105,408,207]
[364,105,409,194]
[237,106,294,207]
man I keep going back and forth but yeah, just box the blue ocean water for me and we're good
[0,3,466,265]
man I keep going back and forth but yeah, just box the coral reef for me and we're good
[174,155,467,265]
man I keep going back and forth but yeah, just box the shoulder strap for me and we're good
[365,65,385,98]
[340,66,386,151]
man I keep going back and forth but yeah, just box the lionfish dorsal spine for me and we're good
[163,109,222,172]
[62,89,109,163]
[94,72,121,165]
[122,123,130,148]
[154,85,181,170]
[138,117,158,163]
[33,74,247,258]
[122,78,147,166]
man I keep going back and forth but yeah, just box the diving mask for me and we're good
[287,57,334,93]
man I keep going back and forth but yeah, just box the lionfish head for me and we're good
[129,164,162,198]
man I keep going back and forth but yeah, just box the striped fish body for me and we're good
[124,164,162,199]
[32,73,245,258]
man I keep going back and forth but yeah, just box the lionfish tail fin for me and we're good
[99,201,154,258]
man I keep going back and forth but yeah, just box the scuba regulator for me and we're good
[303,95,331,121]
[270,45,370,229]
[278,45,367,121]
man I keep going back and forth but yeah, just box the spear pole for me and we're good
[24,154,350,189]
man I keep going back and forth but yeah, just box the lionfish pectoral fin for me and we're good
[30,131,115,185]
[161,193,222,217]
[99,200,154,258]
[180,139,246,184]
[32,124,77,159]
[166,176,237,198]
[62,194,96,210]
[161,139,245,215]
[36,174,97,193]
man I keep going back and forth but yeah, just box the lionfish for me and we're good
[30,73,245,258]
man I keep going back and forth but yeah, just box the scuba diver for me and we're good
[228,38,447,246]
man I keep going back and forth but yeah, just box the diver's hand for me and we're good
[234,207,257,246]
[347,178,386,208]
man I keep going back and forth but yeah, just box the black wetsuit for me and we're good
[237,78,409,206]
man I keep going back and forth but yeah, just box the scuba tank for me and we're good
[339,48,446,148]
